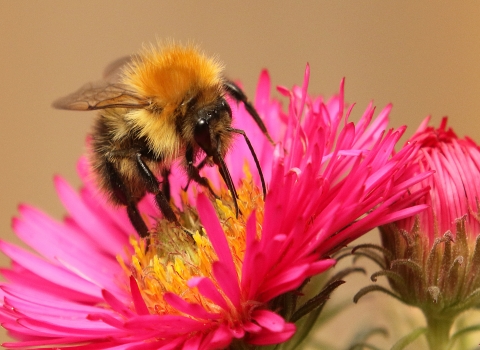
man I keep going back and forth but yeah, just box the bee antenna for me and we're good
[224,80,275,145]
[215,150,240,218]
[227,127,267,199]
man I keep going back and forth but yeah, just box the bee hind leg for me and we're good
[134,153,179,224]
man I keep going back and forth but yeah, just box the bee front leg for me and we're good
[182,156,208,192]
[184,147,218,198]
[134,153,179,224]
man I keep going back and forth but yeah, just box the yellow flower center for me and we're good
[117,164,264,318]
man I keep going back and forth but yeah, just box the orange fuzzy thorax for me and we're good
[120,43,225,160]
[122,43,224,107]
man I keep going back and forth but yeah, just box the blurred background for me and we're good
[1,2,480,348]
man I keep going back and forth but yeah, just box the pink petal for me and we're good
[211,261,241,309]
[187,277,229,311]
[251,309,286,332]
[129,277,149,316]
[196,194,240,308]
[0,241,102,298]
[163,292,220,320]
[102,290,135,318]
[54,176,127,254]
[247,322,296,345]
[200,324,232,350]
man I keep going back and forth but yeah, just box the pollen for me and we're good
[117,164,264,316]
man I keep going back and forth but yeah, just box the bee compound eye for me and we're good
[196,118,208,130]
[194,118,212,149]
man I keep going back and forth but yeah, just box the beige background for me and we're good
[1,1,480,348]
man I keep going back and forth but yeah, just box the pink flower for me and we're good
[366,117,480,349]
[386,116,480,243]
[0,67,428,349]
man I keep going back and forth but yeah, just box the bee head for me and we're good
[192,97,240,216]
[193,98,233,161]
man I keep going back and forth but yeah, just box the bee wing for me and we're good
[53,81,149,111]
[103,56,133,83]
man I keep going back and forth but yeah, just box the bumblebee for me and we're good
[53,42,272,238]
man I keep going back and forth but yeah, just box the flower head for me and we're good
[375,117,480,348]
[387,117,480,243]
[0,67,428,349]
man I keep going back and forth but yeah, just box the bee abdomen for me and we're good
[90,113,148,205]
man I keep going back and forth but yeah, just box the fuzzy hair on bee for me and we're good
[53,42,273,238]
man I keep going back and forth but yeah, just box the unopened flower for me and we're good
[0,68,428,349]
[357,117,480,349]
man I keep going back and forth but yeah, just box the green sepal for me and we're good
[347,327,388,350]
[353,284,403,304]
[447,323,480,350]
[390,327,426,350]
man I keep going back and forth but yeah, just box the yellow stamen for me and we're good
[117,164,265,318]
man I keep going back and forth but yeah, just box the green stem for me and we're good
[424,315,454,350]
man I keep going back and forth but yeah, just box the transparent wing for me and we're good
[53,81,149,111]
[102,56,133,83]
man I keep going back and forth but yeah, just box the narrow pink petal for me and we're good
[255,69,271,112]
[163,292,220,320]
[54,176,126,254]
[187,277,229,310]
[0,241,102,298]
[196,194,240,308]
[123,315,208,334]
[16,318,123,337]
[11,213,124,288]
[56,253,125,297]
[251,309,286,332]
[306,259,336,275]
[196,195,236,274]
[212,261,241,309]
[3,294,107,317]
[231,324,245,339]
[200,324,232,350]
[296,63,310,120]
[337,78,345,123]
[240,211,258,293]
[372,205,430,227]
[14,204,97,256]
[247,322,296,345]
[17,313,120,332]
[3,337,103,349]
[1,268,100,304]
[246,252,267,301]
[182,335,202,350]
[129,277,149,316]
[87,313,126,329]
[276,85,290,97]
[259,265,311,301]
[243,321,262,333]
[102,290,135,318]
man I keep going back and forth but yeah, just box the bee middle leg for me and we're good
[104,160,149,238]
[134,153,179,224]
[161,168,171,202]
